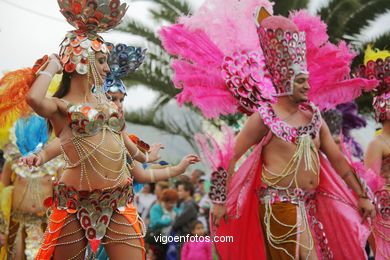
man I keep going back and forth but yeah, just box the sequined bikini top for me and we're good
[62,100,125,137]
[258,102,322,144]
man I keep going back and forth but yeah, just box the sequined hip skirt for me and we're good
[257,186,315,205]
[35,179,146,260]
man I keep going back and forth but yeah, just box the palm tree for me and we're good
[120,0,390,132]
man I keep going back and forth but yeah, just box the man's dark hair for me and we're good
[179,180,195,197]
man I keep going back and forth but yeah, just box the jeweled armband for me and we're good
[209,167,228,204]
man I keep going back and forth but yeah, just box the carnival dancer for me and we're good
[21,42,159,172]
[362,45,390,260]
[159,1,377,259]
[0,115,63,260]
[0,1,199,259]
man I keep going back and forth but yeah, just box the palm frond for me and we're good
[125,105,201,151]
[273,0,309,16]
[116,19,161,46]
[343,0,390,37]
[319,0,361,42]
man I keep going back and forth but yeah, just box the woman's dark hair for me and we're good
[47,72,72,133]
[191,220,203,232]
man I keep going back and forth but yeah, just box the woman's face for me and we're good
[107,91,125,110]
[95,52,110,80]
[162,200,176,211]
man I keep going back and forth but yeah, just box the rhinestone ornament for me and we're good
[257,27,308,96]
[221,50,276,114]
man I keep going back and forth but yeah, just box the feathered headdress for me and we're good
[0,56,49,128]
[58,0,128,74]
[0,0,128,128]
[160,1,377,119]
[15,115,49,157]
[357,45,390,122]
[159,0,275,118]
[255,9,308,96]
[103,42,146,94]
[258,9,376,110]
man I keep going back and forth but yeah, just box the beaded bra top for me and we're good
[258,102,322,144]
[64,100,125,137]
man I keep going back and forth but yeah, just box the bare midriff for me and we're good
[381,154,390,190]
[59,127,130,191]
[262,134,321,190]
[12,175,53,214]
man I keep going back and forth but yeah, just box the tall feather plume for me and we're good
[195,126,235,170]
[159,24,238,118]
[159,0,275,118]
[0,68,35,128]
[180,0,273,54]
[15,115,49,156]
[290,10,377,110]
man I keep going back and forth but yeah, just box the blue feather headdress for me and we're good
[103,42,146,94]
[15,115,49,157]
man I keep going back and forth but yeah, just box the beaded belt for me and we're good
[257,186,315,205]
[11,210,46,224]
[375,189,390,220]
[45,179,134,241]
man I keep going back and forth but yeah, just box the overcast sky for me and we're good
[0,0,389,110]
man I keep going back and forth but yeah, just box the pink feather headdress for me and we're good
[160,1,377,117]
[289,10,378,110]
[159,0,275,119]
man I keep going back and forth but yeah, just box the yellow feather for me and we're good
[364,45,390,65]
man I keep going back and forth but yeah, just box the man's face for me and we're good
[290,73,310,103]
[177,184,189,200]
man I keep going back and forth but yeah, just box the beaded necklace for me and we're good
[259,102,321,191]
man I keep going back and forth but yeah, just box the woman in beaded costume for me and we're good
[0,1,199,259]
[0,115,64,260]
[362,46,390,260]
[160,1,377,259]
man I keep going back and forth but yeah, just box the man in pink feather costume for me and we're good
[159,1,378,259]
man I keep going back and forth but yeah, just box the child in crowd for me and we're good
[181,221,212,260]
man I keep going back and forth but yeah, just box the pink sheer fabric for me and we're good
[211,132,270,260]
[212,132,369,259]
[315,154,370,259]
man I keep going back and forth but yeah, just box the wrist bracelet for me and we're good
[51,58,62,72]
[38,71,53,80]
[150,169,155,183]
[166,167,171,178]
[209,166,228,204]
[35,152,43,163]
[132,148,140,158]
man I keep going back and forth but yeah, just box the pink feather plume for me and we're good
[290,10,377,110]
[180,0,273,55]
[159,0,275,118]
[159,24,238,118]
[195,125,235,170]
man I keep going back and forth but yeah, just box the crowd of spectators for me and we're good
[134,169,213,260]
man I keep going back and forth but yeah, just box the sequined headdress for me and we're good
[103,43,146,94]
[357,45,390,121]
[58,0,128,76]
[255,7,308,96]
